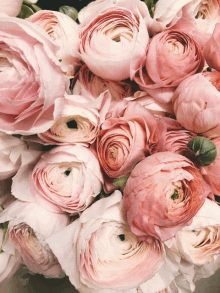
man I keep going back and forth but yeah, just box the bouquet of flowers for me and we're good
[1,0,220,292]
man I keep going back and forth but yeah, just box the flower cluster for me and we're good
[1,0,220,292]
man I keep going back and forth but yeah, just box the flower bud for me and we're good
[187,137,217,166]
[59,5,78,21]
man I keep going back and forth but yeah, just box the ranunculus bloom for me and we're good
[96,101,159,192]
[28,10,80,77]
[13,145,103,214]
[133,29,204,103]
[79,0,149,81]
[0,132,27,180]
[38,92,110,145]
[73,65,133,105]
[154,0,220,35]
[0,0,22,17]
[0,200,70,278]
[173,71,220,137]
[204,23,220,72]
[158,118,196,155]
[165,199,220,282]
[200,136,220,197]
[46,191,165,291]
[123,152,213,242]
[0,17,68,135]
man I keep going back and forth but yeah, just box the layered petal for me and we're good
[0,17,68,134]
[123,152,213,242]
[47,191,165,290]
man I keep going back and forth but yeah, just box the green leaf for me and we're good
[17,4,34,19]
[113,175,129,189]
[59,6,78,21]
[144,0,158,17]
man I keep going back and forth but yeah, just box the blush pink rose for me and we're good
[133,29,204,103]
[123,152,213,242]
[157,117,196,155]
[96,101,159,192]
[27,145,103,214]
[79,0,149,81]
[0,17,68,135]
[173,71,220,137]
[38,92,111,145]
[28,10,80,77]
[73,65,133,105]
[47,191,165,291]
[0,0,22,16]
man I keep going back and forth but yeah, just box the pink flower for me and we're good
[78,0,133,23]
[46,191,165,291]
[126,91,173,118]
[173,71,220,137]
[73,65,133,105]
[204,23,220,72]
[28,10,80,77]
[96,101,159,192]
[0,17,68,135]
[0,194,20,284]
[200,136,220,197]
[12,145,104,214]
[157,117,196,155]
[154,0,220,35]
[165,199,220,282]
[79,0,149,81]
[133,29,204,103]
[0,200,70,277]
[38,92,111,145]
[123,152,212,242]
[0,132,27,180]
[0,0,22,17]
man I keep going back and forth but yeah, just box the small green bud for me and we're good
[59,6,78,21]
[187,137,217,166]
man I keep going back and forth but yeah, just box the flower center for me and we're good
[66,120,77,129]
[108,145,118,162]
[118,234,125,241]
[171,190,178,200]
[64,169,71,176]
